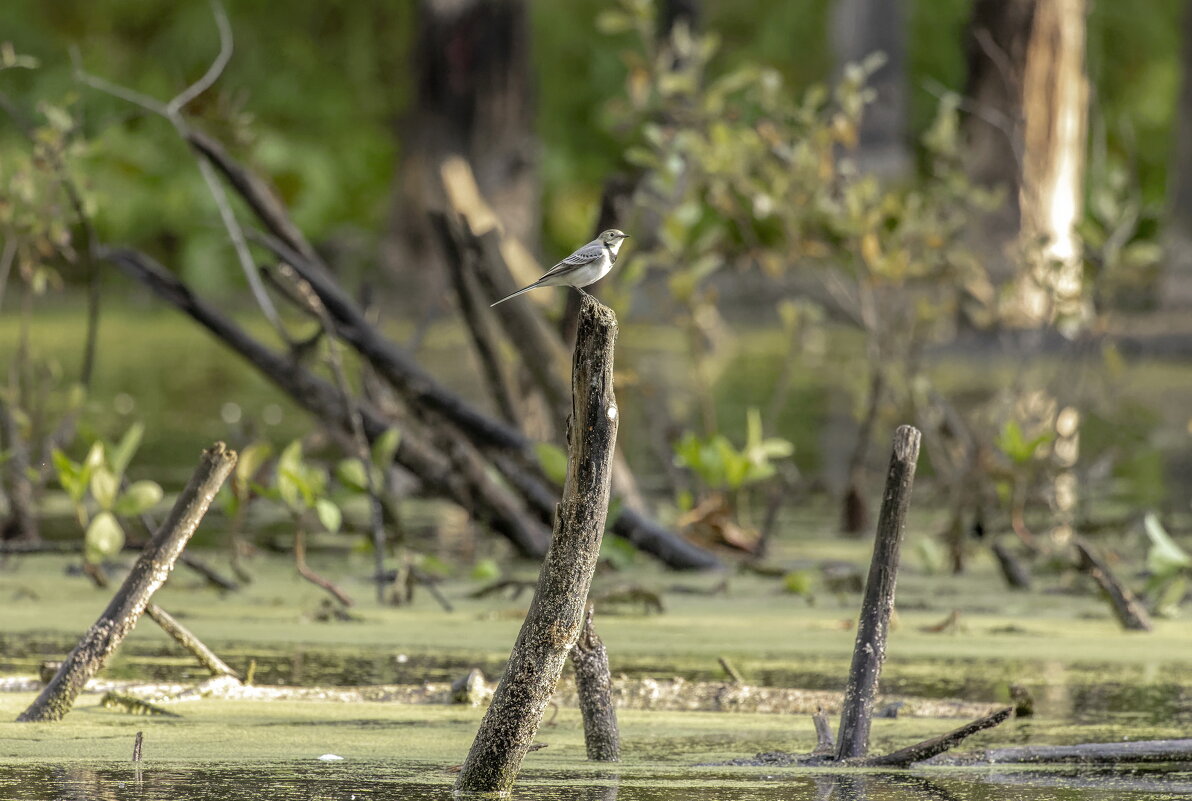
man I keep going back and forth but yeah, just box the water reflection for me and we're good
[2,763,1190,801]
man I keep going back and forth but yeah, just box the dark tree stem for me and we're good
[455,296,620,794]
[0,396,39,543]
[571,604,620,761]
[17,443,236,722]
[835,425,921,760]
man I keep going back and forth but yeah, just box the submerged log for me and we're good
[455,296,620,794]
[17,444,236,722]
[975,738,1192,764]
[571,604,620,761]
[835,425,921,759]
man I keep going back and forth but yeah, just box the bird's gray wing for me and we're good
[539,240,604,279]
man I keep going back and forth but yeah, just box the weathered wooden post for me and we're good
[454,296,619,794]
[571,604,620,761]
[18,443,237,722]
[835,425,920,759]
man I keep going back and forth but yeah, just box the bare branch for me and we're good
[167,0,235,116]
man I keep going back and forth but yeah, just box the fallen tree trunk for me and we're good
[17,443,236,722]
[101,246,551,559]
[455,296,620,794]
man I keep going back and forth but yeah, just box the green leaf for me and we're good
[335,458,371,493]
[1145,512,1192,578]
[276,441,306,509]
[370,428,402,468]
[52,449,84,501]
[315,498,342,534]
[534,442,569,486]
[470,558,501,582]
[114,481,163,517]
[84,441,106,471]
[236,441,273,485]
[84,511,125,564]
[107,422,144,478]
[783,569,815,596]
[90,467,119,511]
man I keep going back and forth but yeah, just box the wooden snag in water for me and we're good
[570,604,620,761]
[861,706,1013,768]
[1073,537,1153,632]
[835,425,921,760]
[454,296,620,794]
[144,603,241,679]
[132,731,143,762]
[17,444,237,722]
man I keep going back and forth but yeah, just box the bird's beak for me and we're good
[622,234,631,239]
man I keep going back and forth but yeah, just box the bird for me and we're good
[490,229,630,307]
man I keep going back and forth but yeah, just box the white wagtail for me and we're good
[490,229,630,307]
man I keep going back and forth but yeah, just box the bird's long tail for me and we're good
[490,281,541,307]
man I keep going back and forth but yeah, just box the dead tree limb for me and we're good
[571,604,620,761]
[1073,538,1153,632]
[101,246,550,558]
[144,603,241,679]
[835,425,921,760]
[17,443,236,722]
[862,706,1012,767]
[976,738,1192,764]
[432,214,523,427]
[455,296,620,794]
[183,127,716,570]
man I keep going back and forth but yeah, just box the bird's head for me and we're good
[598,229,630,253]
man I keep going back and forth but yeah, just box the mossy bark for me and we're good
[454,296,619,794]
[17,443,236,722]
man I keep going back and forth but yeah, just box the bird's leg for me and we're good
[575,286,592,298]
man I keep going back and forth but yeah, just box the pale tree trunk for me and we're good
[1014,0,1090,329]
[384,0,538,293]
[832,0,911,177]
[1162,0,1192,308]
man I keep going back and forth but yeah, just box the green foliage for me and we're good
[469,558,501,583]
[51,425,163,563]
[673,409,792,491]
[782,569,815,598]
[1143,513,1192,617]
[271,440,339,533]
[995,420,1055,466]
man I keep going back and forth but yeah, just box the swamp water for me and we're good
[4,518,1192,799]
